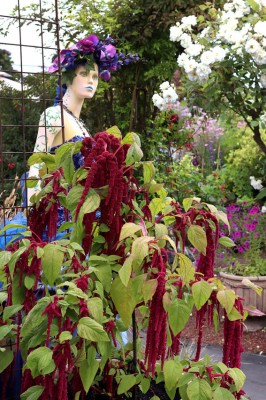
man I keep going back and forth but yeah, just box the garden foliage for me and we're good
[0,129,247,399]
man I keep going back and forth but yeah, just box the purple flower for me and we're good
[237,246,244,253]
[249,205,260,215]
[76,35,99,52]
[100,70,111,81]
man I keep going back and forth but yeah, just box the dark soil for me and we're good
[181,311,266,355]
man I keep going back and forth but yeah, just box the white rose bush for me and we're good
[169,0,266,154]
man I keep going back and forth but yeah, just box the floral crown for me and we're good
[48,34,139,81]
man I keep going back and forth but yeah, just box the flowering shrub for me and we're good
[169,0,266,154]
[218,202,266,275]
[152,81,225,177]
[0,129,247,399]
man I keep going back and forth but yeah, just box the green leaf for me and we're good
[42,244,64,286]
[143,279,158,303]
[119,256,133,287]
[27,153,42,166]
[246,0,260,12]
[117,374,136,395]
[80,346,99,393]
[143,162,155,184]
[24,275,35,290]
[227,307,243,321]
[93,264,112,292]
[155,223,168,239]
[110,276,136,328]
[59,331,72,343]
[77,317,109,342]
[183,198,193,212]
[119,222,142,241]
[140,377,150,394]
[79,189,101,216]
[26,178,39,188]
[187,379,212,400]
[106,125,122,139]
[61,147,75,184]
[87,297,104,324]
[255,188,266,200]
[0,251,12,268]
[0,223,27,236]
[3,304,23,321]
[20,385,45,400]
[163,360,183,391]
[131,236,154,270]
[192,280,212,310]
[228,368,246,392]
[187,225,207,255]
[177,255,195,285]
[26,347,55,378]
[122,131,141,146]
[12,272,26,304]
[218,237,235,248]
[0,349,14,373]
[66,186,84,212]
[168,298,193,336]
[125,142,143,166]
[213,387,235,400]
[217,289,236,314]
[0,325,13,340]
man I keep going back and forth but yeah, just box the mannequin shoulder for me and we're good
[39,106,62,126]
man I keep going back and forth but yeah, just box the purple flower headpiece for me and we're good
[48,34,139,81]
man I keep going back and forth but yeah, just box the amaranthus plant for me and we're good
[169,0,266,154]
[0,128,248,400]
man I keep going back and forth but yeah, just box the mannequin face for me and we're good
[67,64,99,99]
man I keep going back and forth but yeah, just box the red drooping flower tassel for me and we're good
[223,298,244,368]
[145,249,167,376]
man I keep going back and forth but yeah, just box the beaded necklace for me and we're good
[62,105,90,137]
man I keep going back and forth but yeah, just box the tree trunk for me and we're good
[252,125,266,155]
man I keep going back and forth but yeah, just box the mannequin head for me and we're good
[66,63,99,100]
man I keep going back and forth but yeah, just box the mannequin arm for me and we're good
[27,107,62,204]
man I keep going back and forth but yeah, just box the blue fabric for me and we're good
[0,212,27,250]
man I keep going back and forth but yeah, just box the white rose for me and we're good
[177,53,190,67]
[170,25,183,42]
[254,21,266,37]
[162,87,178,103]
[183,58,198,73]
[159,81,170,91]
[180,33,192,48]
[260,74,266,88]
[152,94,165,110]
[212,46,227,62]
[245,39,261,54]
[261,206,266,213]
[200,50,216,65]
[253,50,266,65]
[181,15,197,26]
[185,43,203,57]
[196,63,211,82]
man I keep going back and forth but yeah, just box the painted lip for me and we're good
[85,86,94,91]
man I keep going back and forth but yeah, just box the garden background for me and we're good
[0,0,266,366]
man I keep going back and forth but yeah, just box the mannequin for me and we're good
[27,63,99,202]
[0,34,136,249]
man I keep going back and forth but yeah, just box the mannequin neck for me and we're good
[62,88,84,118]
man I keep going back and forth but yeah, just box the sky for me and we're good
[0,0,60,73]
